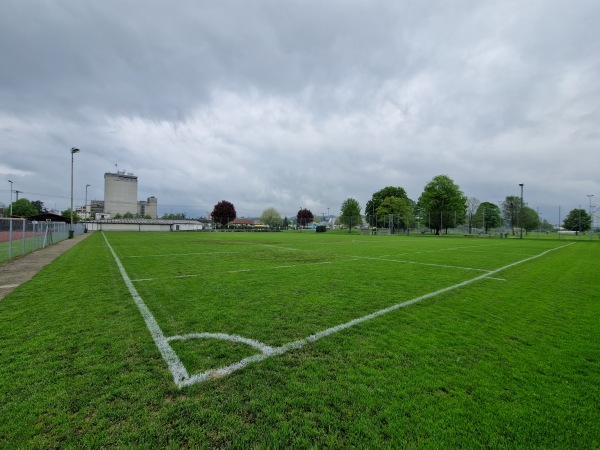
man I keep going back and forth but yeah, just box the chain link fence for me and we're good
[0,218,86,262]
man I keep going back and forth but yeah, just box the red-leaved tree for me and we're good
[211,200,236,227]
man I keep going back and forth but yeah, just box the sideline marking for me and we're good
[103,232,574,388]
[125,251,238,258]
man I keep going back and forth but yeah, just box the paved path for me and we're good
[0,232,93,300]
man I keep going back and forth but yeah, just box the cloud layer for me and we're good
[1,1,599,221]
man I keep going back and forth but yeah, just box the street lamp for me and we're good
[85,184,91,219]
[70,147,80,238]
[588,194,594,235]
[8,180,13,259]
[8,180,13,217]
[519,183,524,239]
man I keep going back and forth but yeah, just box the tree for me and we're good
[365,186,411,227]
[260,207,282,228]
[6,198,37,217]
[417,175,467,235]
[282,216,290,230]
[520,207,540,234]
[563,208,592,233]
[339,198,361,232]
[211,200,236,227]
[60,208,82,223]
[472,202,502,233]
[466,197,481,234]
[31,200,46,214]
[501,196,521,235]
[296,208,314,228]
[376,196,413,233]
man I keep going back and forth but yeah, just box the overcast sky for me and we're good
[1,1,599,223]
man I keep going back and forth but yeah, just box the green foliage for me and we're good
[521,206,540,233]
[366,186,412,227]
[472,202,502,233]
[31,200,46,214]
[417,175,467,234]
[501,196,520,233]
[376,196,413,231]
[339,198,361,231]
[315,225,327,233]
[60,208,82,223]
[260,207,282,228]
[5,198,37,217]
[161,213,187,220]
[563,208,592,232]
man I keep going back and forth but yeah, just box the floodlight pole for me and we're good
[85,184,91,219]
[519,183,524,239]
[8,180,13,259]
[588,194,594,236]
[70,147,80,238]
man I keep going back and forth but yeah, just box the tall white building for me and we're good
[103,171,139,216]
[102,171,158,218]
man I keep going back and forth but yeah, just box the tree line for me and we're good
[208,174,594,234]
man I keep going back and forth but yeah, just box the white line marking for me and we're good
[125,251,239,258]
[167,333,274,354]
[104,232,574,388]
[103,234,190,385]
[0,284,20,289]
[355,255,491,272]
[178,242,575,387]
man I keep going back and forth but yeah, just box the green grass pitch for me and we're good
[1,231,599,447]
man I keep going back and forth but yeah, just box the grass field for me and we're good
[1,231,599,447]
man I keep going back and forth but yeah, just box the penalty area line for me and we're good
[180,242,575,387]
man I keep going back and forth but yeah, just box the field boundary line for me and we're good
[102,233,190,385]
[103,232,574,388]
[178,242,575,387]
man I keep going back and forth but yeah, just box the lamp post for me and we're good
[70,147,80,238]
[588,194,594,236]
[8,180,13,217]
[518,184,524,238]
[8,180,13,259]
[85,184,91,219]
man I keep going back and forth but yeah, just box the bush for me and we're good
[316,225,327,233]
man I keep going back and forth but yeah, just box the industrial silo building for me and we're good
[103,171,139,216]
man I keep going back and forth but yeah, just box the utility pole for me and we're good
[15,190,21,201]
[519,183,524,239]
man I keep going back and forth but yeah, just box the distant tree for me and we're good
[144,214,152,219]
[282,216,289,230]
[540,219,554,232]
[114,213,123,219]
[297,208,314,228]
[417,175,467,235]
[339,198,361,232]
[366,186,411,227]
[260,207,282,228]
[31,200,46,214]
[563,208,592,233]
[472,202,502,233]
[211,200,236,227]
[123,212,135,219]
[376,196,413,232]
[162,213,186,220]
[501,196,521,235]
[466,197,481,234]
[6,198,37,217]
[60,208,82,223]
[521,207,540,234]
